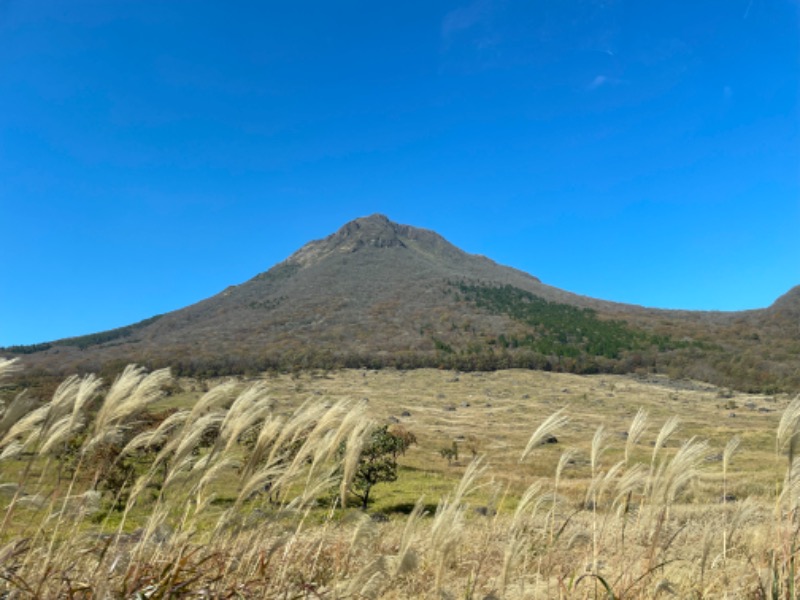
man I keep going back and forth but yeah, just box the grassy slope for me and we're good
[2,366,797,598]
[166,369,780,507]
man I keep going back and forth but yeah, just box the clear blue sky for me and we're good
[1,0,798,346]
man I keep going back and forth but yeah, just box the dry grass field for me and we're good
[0,359,798,598]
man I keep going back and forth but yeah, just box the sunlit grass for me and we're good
[0,363,795,597]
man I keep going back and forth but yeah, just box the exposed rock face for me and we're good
[287,214,482,267]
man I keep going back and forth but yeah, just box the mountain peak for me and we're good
[767,285,800,318]
[332,213,406,249]
[286,214,460,267]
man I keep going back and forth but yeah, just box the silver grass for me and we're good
[15,494,45,509]
[613,463,647,512]
[82,427,125,451]
[38,375,102,455]
[273,402,360,494]
[584,425,608,514]
[590,425,607,474]
[194,456,242,511]
[304,429,342,487]
[0,538,24,566]
[131,503,170,559]
[284,401,352,468]
[0,391,34,439]
[173,411,224,465]
[327,402,369,457]
[94,365,145,431]
[188,381,238,422]
[48,375,81,422]
[725,497,757,554]
[162,454,197,490]
[430,495,465,594]
[343,556,390,600]
[596,460,626,508]
[160,382,238,470]
[430,457,487,593]
[241,416,284,479]
[549,448,575,544]
[347,530,425,599]
[778,458,800,512]
[235,464,288,506]
[284,466,340,511]
[0,404,50,448]
[651,416,680,467]
[723,436,741,475]
[339,418,374,508]
[452,453,487,500]
[111,469,156,540]
[38,415,75,455]
[393,497,424,577]
[237,403,334,504]
[193,493,218,517]
[190,453,215,472]
[92,366,170,441]
[263,399,328,466]
[777,396,800,453]
[567,530,591,549]
[125,470,160,511]
[647,416,680,495]
[152,412,225,485]
[122,410,189,457]
[625,408,648,464]
[277,425,347,505]
[220,399,272,456]
[85,366,170,457]
[217,383,270,448]
[520,408,569,462]
[650,437,709,506]
[556,448,576,483]
[512,481,543,530]
[70,374,102,425]
[120,430,162,458]
[696,521,715,585]
[0,440,22,461]
[777,398,800,521]
[347,511,378,556]
[500,529,527,595]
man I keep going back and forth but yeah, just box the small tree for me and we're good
[439,441,459,465]
[350,425,414,510]
[464,434,481,460]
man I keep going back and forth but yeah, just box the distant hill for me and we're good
[4,214,799,392]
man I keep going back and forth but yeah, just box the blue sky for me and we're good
[1,0,798,346]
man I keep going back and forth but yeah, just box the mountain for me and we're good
[4,214,799,392]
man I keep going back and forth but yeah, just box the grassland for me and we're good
[0,359,798,598]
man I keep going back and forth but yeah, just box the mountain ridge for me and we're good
[3,214,798,392]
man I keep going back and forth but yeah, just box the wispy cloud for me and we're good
[441,0,491,41]
[588,74,623,90]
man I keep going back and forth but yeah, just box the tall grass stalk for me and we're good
[520,408,569,462]
[722,435,740,565]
